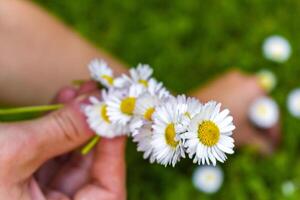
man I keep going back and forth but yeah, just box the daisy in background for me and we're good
[192,165,223,194]
[182,101,235,166]
[249,97,279,129]
[281,180,296,197]
[263,35,291,63]
[257,69,277,93]
[106,84,145,126]
[84,92,125,138]
[151,96,190,166]
[287,88,300,118]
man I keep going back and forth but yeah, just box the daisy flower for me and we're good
[147,78,170,99]
[130,64,153,86]
[84,58,237,167]
[287,88,300,118]
[88,59,114,87]
[133,124,156,163]
[281,181,296,197]
[174,95,202,119]
[249,97,279,129]
[263,35,291,63]
[134,93,161,122]
[106,84,145,125]
[182,101,235,166]
[134,80,170,122]
[121,64,153,87]
[84,96,124,138]
[151,96,189,166]
[192,165,223,194]
[257,69,277,92]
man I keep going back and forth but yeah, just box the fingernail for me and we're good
[75,94,90,103]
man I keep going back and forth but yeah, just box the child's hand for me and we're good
[0,82,126,200]
[193,70,281,154]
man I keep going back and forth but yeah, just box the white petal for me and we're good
[217,143,234,154]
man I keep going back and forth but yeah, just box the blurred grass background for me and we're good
[12,0,300,199]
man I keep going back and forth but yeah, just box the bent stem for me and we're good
[81,135,100,155]
[0,104,64,115]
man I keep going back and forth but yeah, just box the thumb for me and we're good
[17,98,94,170]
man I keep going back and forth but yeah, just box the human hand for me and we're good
[192,70,281,154]
[0,82,126,200]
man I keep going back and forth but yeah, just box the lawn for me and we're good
[24,0,300,199]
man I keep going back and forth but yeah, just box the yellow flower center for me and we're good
[120,97,136,115]
[138,79,148,87]
[101,105,110,123]
[258,75,272,91]
[257,105,267,117]
[165,123,178,148]
[101,75,114,85]
[206,173,215,182]
[198,121,220,147]
[144,107,155,121]
[272,47,282,59]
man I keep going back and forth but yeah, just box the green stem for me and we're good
[72,79,87,86]
[0,104,63,115]
[81,135,100,155]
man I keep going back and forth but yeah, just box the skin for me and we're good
[0,0,127,106]
[0,82,126,200]
[0,0,281,199]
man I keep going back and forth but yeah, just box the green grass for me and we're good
[23,0,300,199]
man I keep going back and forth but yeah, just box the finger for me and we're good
[46,190,70,200]
[52,81,97,104]
[74,184,118,200]
[77,80,98,95]
[91,137,126,193]
[245,76,266,101]
[29,178,46,200]
[74,137,126,200]
[52,86,77,104]
[10,97,94,178]
[51,81,97,105]
[35,159,65,191]
[37,87,100,190]
[36,87,78,187]
[48,151,94,196]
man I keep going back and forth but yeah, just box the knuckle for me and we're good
[50,109,83,143]
[227,70,243,80]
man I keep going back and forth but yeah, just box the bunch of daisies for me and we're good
[84,59,235,167]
